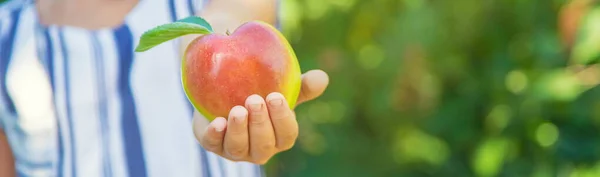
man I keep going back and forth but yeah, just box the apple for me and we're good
[182,21,302,120]
[135,17,302,121]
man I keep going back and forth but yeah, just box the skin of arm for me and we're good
[0,130,15,176]
[199,0,277,32]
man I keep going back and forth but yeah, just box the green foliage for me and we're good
[269,0,600,177]
[571,7,600,65]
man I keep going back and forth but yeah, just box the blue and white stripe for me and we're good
[0,0,282,176]
[0,0,20,117]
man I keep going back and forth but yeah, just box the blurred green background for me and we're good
[269,0,600,177]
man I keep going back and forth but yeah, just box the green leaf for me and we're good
[177,16,213,32]
[135,16,213,52]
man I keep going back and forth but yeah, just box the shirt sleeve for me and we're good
[0,5,9,132]
[0,112,5,131]
[0,0,24,132]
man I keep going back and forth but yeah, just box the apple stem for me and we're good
[226,29,231,35]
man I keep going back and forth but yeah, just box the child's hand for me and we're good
[192,70,329,164]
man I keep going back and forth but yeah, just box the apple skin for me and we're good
[182,21,302,121]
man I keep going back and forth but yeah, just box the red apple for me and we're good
[181,21,302,121]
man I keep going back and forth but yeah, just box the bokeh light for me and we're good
[536,122,559,148]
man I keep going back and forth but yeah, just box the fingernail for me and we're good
[247,95,263,111]
[267,93,284,107]
[215,126,224,132]
[231,106,247,123]
[212,118,226,132]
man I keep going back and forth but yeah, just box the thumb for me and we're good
[295,70,329,106]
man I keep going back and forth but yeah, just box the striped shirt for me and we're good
[0,0,279,176]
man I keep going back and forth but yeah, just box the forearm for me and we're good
[0,130,15,177]
[199,0,277,33]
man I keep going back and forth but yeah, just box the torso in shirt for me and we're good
[0,0,262,176]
